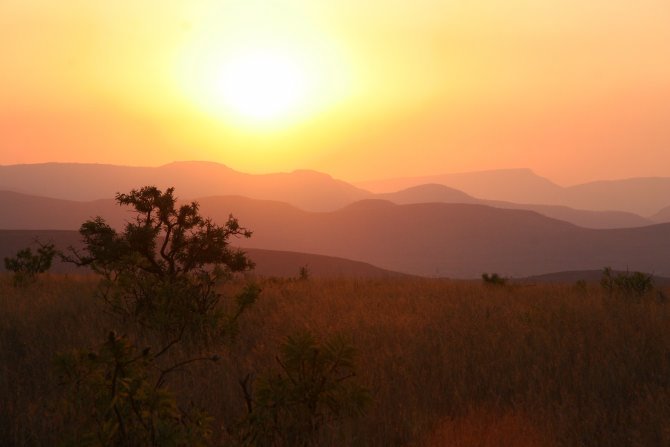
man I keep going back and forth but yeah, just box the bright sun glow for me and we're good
[215,50,309,122]
[174,8,356,132]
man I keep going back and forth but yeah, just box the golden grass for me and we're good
[2,274,670,446]
[416,407,557,447]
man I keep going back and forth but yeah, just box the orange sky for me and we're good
[2,0,670,185]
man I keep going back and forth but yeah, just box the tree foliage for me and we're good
[63,186,258,338]
[57,186,262,445]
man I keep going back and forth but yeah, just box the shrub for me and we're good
[55,331,213,446]
[239,332,369,446]
[482,272,507,286]
[4,241,56,287]
[600,267,654,300]
[298,265,310,281]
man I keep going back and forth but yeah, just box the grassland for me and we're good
[1,274,670,446]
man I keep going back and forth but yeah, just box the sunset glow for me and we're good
[214,49,309,123]
[1,0,670,183]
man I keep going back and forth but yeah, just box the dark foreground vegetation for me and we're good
[2,274,670,446]
[2,186,669,446]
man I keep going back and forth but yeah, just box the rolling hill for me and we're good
[378,184,653,229]
[519,269,670,286]
[0,161,370,212]
[358,168,670,216]
[2,193,669,278]
[0,230,405,278]
[651,205,670,223]
[0,162,663,228]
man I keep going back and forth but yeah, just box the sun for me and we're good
[174,28,355,131]
[214,49,309,123]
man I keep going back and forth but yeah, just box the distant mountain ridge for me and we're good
[651,205,670,223]
[1,192,669,278]
[1,161,666,228]
[357,168,670,216]
[0,161,370,212]
[378,184,654,229]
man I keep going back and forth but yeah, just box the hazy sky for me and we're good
[2,0,669,184]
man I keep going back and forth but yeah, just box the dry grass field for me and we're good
[1,274,670,446]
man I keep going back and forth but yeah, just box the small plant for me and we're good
[600,267,654,300]
[574,279,588,293]
[298,265,310,281]
[239,332,369,446]
[4,241,56,286]
[482,272,507,286]
[55,331,214,446]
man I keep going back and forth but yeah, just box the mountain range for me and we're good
[2,191,670,278]
[0,161,368,212]
[2,161,669,227]
[1,161,669,279]
[358,168,670,216]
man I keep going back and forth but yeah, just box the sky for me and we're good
[2,0,670,185]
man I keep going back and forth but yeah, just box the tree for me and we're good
[58,186,261,445]
[64,186,259,339]
[4,240,56,286]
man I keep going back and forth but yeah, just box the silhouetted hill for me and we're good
[0,161,370,212]
[241,248,407,278]
[359,169,562,203]
[651,205,670,223]
[0,191,123,230]
[379,184,653,229]
[358,169,670,216]
[3,161,667,224]
[378,184,476,204]
[519,270,670,287]
[0,230,405,278]
[2,193,670,278]
[564,177,670,216]
[193,197,670,278]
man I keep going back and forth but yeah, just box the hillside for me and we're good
[0,230,404,278]
[379,184,653,229]
[0,161,370,212]
[3,193,668,278]
[519,269,670,286]
[199,197,670,278]
[2,162,667,224]
[650,204,670,223]
[358,168,670,216]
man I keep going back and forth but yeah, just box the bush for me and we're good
[55,331,213,446]
[482,272,507,286]
[600,267,654,300]
[239,332,369,446]
[4,241,56,287]
[297,265,310,281]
